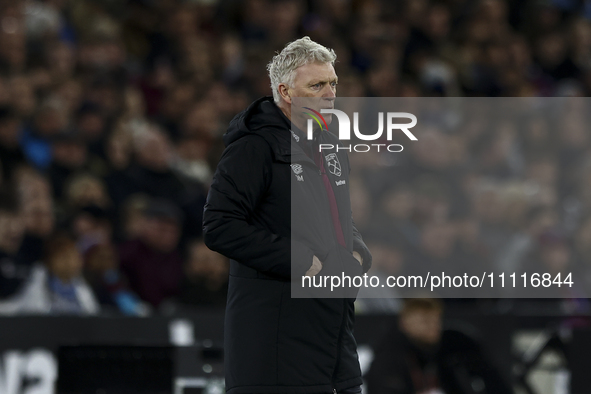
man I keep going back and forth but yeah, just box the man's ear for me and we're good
[278,83,292,105]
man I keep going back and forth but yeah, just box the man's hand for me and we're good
[305,255,322,276]
[353,251,363,266]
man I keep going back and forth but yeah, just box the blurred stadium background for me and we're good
[0,0,591,393]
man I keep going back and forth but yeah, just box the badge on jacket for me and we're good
[324,153,341,177]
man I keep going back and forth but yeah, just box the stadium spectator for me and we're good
[178,240,228,308]
[70,205,113,255]
[84,243,149,316]
[119,198,183,308]
[0,232,99,315]
[118,194,149,242]
[12,167,55,266]
[365,298,512,394]
[20,101,67,170]
[0,106,26,182]
[0,188,26,299]
[65,173,111,210]
[17,193,55,266]
[47,131,95,200]
[0,0,588,319]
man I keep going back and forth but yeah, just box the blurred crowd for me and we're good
[1,0,591,316]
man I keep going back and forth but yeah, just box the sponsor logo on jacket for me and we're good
[290,164,304,181]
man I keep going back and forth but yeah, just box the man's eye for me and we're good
[331,82,338,87]
[312,83,321,89]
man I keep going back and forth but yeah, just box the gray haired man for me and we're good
[203,37,371,394]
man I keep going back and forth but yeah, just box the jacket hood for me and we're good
[223,96,291,147]
[223,96,324,165]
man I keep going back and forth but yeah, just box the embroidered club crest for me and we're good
[324,153,341,177]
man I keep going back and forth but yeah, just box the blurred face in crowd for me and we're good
[107,129,133,170]
[472,188,503,224]
[9,75,36,117]
[186,242,228,285]
[0,209,25,254]
[123,204,148,241]
[540,243,570,274]
[425,4,450,40]
[77,111,105,142]
[412,128,450,169]
[0,115,20,148]
[48,42,76,80]
[366,243,404,275]
[34,106,66,137]
[142,217,180,253]
[536,32,567,68]
[48,244,83,283]
[183,101,219,137]
[17,173,52,206]
[0,22,26,70]
[135,130,172,172]
[52,140,87,168]
[575,217,591,255]
[526,158,558,188]
[382,187,414,220]
[88,84,123,117]
[55,80,83,113]
[400,308,442,346]
[85,244,118,273]
[176,136,209,162]
[66,175,110,208]
[420,222,456,259]
[271,0,301,37]
[162,84,195,120]
[23,199,54,237]
[72,213,112,245]
[528,209,558,237]
[123,87,146,118]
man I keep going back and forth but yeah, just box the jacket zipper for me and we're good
[310,134,349,394]
[331,298,347,392]
[295,135,348,393]
[305,161,346,391]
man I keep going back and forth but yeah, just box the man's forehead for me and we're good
[294,62,337,82]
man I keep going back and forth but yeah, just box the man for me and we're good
[203,37,372,394]
[365,299,512,394]
[119,198,184,307]
[0,188,27,299]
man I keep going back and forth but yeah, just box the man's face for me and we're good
[136,131,172,172]
[187,242,228,279]
[48,246,83,283]
[285,62,337,128]
[0,211,25,254]
[400,309,442,346]
[142,217,180,253]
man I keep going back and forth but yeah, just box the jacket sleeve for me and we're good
[203,136,313,280]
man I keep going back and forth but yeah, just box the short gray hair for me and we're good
[267,36,336,104]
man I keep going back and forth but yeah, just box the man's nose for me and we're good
[322,85,336,99]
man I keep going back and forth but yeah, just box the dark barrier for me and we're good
[0,311,588,394]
